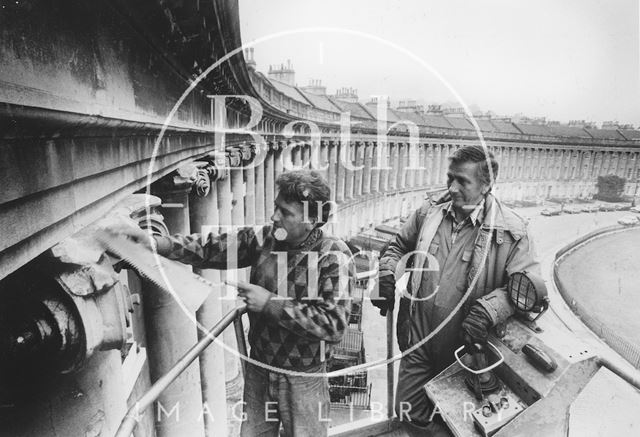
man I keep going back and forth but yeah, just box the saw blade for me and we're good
[95,230,215,313]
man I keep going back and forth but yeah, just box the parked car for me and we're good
[563,206,581,214]
[581,205,600,213]
[599,204,617,212]
[618,215,639,226]
[541,208,562,216]
[630,206,640,213]
[613,204,630,211]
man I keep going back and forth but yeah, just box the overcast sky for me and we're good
[238,0,639,126]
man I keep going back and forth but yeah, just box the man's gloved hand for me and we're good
[372,274,396,316]
[461,303,493,346]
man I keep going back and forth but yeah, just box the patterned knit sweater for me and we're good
[156,226,353,370]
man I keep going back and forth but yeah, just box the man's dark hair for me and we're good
[449,145,499,187]
[275,170,333,224]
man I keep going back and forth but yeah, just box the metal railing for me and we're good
[115,301,398,437]
[115,305,248,437]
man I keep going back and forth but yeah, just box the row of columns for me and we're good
[495,147,640,182]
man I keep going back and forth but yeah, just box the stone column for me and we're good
[441,144,449,183]
[427,144,434,186]
[275,141,284,180]
[601,151,609,176]
[301,143,311,169]
[416,144,425,187]
[264,145,275,221]
[344,142,355,201]
[397,143,406,189]
[190,162,227,436]
[147,165,205,437]
[354,141,364,197]
[370,142,379,194]
[319,140,330,182]
[241,145,256,226]
[328,141,339,203]
[215,157,240,384]
[436,144,447,185]
[615,152,623,176]
[606,151,615,176]
[560,150,568,180]
[511,148,517,180]
[255,146,266,224]
[502,147,510,181]
[290,144,301,170]
[389,143,399,190]
[363,141,373,195]
[336,142,346,204]
[581,151,591,180]
[380,141,390,193]
[408,142,417,187]
[535,148,542,180]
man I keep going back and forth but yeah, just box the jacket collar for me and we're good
[444,198,485,226]
[273,227,323,251]
[435,192,524,236]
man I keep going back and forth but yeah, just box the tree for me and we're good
[594,175,626,202]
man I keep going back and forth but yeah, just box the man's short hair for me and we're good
[276,170,333,224]
[449,145,499,187]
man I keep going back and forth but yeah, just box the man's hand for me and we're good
[103,222,157,251]
[226,279,272,313]
[461,303,493,345]
[372,274,396,316]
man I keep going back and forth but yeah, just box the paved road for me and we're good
[556,227,640,348]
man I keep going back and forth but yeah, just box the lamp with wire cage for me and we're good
[507,271,549,321]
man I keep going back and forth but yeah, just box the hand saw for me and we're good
[95,230,215,313]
